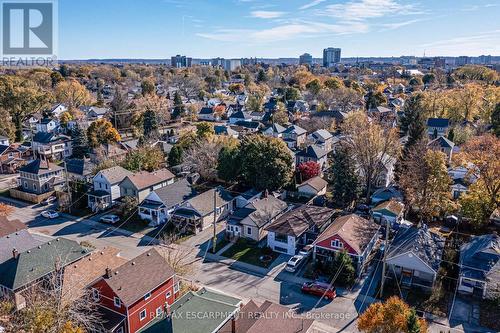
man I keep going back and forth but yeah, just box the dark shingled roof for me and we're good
[427,118,449,128]
[199,107,214,115]
[0,230,44,264]
[142,179,197,210]
[101,249,175,307]
[428,136,455,149]
[460,234,500,281]
[19,159,64,175]
[296,144,327,159]
[0,237,90,291]
[231,196,288,228]
[265,205,335,237]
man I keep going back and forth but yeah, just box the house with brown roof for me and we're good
[297,176,328,198]
[0,216,26,238]
[62,247,127,303]
[371,199,404,226]
[119,169,175,203]
[265,205,335,255]
[313,214,379,275]
[90,249,178,333]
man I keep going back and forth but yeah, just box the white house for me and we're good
[36,118,58,133]
[297,176,328,198]
[87,166,133,211]
[371,200,404,226]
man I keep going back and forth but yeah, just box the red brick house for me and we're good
[313,214,379,276]
[90,249,178,333]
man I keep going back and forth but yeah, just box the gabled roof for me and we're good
[101,249,175,307]
[199,107,214,115]
[460,234,500,281]
[65,158,96,177]
[0,216,26,238]
[314,214,379,254]
[236,196,288,228]
[371,186,403,202]
[264,123,286,134]
[0,230,45,264]
[0,238,90,291]
[40,117,56,124]
[373,200,404,216]
[123,169,175,190]
[19,159,64,175]
[427,118,449,128]
[296,144,327,159]
[265,205,334,237]
[143,179,196,210]
[183,188,233,217]
[428,136,455,149]
[311,129,332,141]
[230,110,249,119]
[298,176,328,192]
[283,125,306,135]
[387,226,445,272]
[214,125,238,136]
[0,145,11,155]
[97,166,133,185]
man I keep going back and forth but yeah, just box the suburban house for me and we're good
[61,247,127,303]
[198,107,220,122]
[80,106,109,121]
[226,195,288,241]
[371,186,404,205]
[427,136,455,163]
[266,205,335,255]
[0,136,9,146]
[229,111,251,124]
[427,118,450,138]
[0,144,25,173]
[214,125,239,138]
[0,230,45,265]
[458,234,500,299]
[296,176,328,198]
[313,214,379,276]
[119,169,175,202]
[90,249,178,333]
[171,188,234,234]
[308,129,333,152]
[32,132,72,160]
[262,123,286,138]
[138,178,197,227]
[385,225,445,290]
[282,125,307,149]
[36,117,58,133]
[65,158,96,182]
[0,238,90,309]
[87,166,133,212]
[371,200,405,227]
[139,288,242,333]
[448,165,477,199]
[295,145,328,170]
[17,159,65,195]
[49,103,68,118]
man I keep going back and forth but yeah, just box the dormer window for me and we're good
[331,239,343,249]
[114,296,121,307]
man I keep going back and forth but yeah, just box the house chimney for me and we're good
[12,248,19,259]
[105,267,112,278]
[263,189,269,198]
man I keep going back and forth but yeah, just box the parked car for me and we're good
[301,281,336,300]
[285,255,304,273]
[299,245,313,257]
[41,196,57,206]
[100,214,120,224]
[41,210,59,219]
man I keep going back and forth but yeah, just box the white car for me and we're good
[100,214,120,224]
[285,255,304,273]
[41,196,57,206]
[41,210,59,219]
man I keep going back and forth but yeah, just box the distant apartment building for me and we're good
[224,59,241,71]
[212,57,225,67]
[323,47,341,67]
[170,55,192,68]
[299,53,313,66]
[241,57,258,66]
[456,56,470,66]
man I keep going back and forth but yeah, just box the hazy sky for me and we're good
[58,0,500,59]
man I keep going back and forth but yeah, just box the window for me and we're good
[247,227,252,235]
[274,233,288,244]
[144,292,151,300]
[114,297,121,307]
[156,307,163,317]
[173,282,179,294]
[23,182,27,189]
[166,291,172,299]
[331,240,343,249]
[139,309,147,321]
[92,288,100,301]
[33,184,37,191]
[105,184,108,190]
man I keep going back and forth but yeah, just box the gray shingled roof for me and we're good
[0,230,45,264]
[233,196,288,228]
[265,205,334,237]
[143,179,196,210]
[428,136,455,149]
[97,166,133,185]
[296,144,327,159]
[184,188,233,217]
[460,234,500,281]
[19,159,64,175]
[283,125,306,135]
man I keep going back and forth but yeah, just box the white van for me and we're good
[285,255,304,273]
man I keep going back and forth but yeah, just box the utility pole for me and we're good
[379,217,390,298]
[212,187,218,254]
[63,161,72,214]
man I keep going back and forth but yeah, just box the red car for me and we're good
[301,281,336,300]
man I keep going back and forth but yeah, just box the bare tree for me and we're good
[168,75,203,100]
[184,137,235,181]
[156,242,196,277]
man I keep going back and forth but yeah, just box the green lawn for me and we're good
[119,214,156,234]
[221,239,279,268]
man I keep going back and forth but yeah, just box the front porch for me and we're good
[87,190,111,212]
[386,266,434,290]
[138,200,168,227]
[171,208,204,234]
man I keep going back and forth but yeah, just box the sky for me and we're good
[58,0,500,59]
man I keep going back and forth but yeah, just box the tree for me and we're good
[142,108,159,141]
[457,135,500,227]
[169,75,203,99]
[324,78,343,90]
[256,69,268,83]
[196,122,214,140]
[172,91,185,119]
[59,111,73,127]
[55,79,92,109]
[71,124,88,159]
[326,251,356,286]
[0,75,52,141]
[228,83,245,94]
[0,203,14,217]
[400,94,426,149]
[358,296,427,333]
[122,146,164,172]
[297,161,320,182]
[305,79,322,96]
[86,119,121,148]
[330,147,360,208]
[0,107,16,142]
[116,196,138,218]
[284,87,300,101]
[365,90,387,110]
[168,145,183,166]
[141,78,156,96]
[239,135,294,191]
[341,112,400,200]
[422,73,436,85]
[246,95,263,113]
[272,102,289,125]
[217,145,241,183]
[184,137,236,181]
[398,144,455,220]
[492,103,500,137]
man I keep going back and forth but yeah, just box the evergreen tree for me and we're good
[168,145,183,166]
[71,124,89,158]
[172,92,185,119]
[256,69,268,83]
[447,128,455,142]
[492,102,500,137]
[406,309,421,333]
[217,146,241,183]
[143,108,159,141]
[330,147,359,208]
[400,94,426,149]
